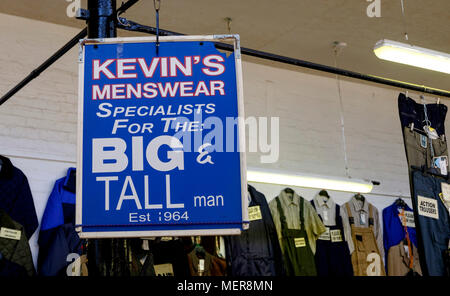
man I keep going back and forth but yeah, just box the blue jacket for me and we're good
[37,168,82,276]
[382,201,418,273]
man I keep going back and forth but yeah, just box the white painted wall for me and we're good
[0,13,446,268]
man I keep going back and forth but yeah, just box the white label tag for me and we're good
[360,212,366,225]
[142,239,149,251]
[417,195,439,220]
[440,158,448,175]
[433,156,448,175]
[248,206,262,221]
[318,227,331,241]
[402,211,416,227]
[199,259,205,272]
[330,229,343,242]
[323,210,329,223]
[0,227,21,240]
[441,183,450,202]
[404,245,410,259]
[294,237,306,248]
[154,263,174,276]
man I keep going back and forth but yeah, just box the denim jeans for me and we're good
[411,170,450,276]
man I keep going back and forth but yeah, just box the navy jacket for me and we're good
[224,185,285,276]
[0,155,38,240]
[37,168,82,276]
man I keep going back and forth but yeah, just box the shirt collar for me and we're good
[314,193,335,209]
[0,155,14,179]
[351,195,369,213]
[278,189,300,207]
[63,167,76,193]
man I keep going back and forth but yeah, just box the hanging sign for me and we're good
[76,35,248,238]
[417,195,439,220]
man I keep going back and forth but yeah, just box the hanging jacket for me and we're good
[37,167,82,276]
[383,201,419,275]
[0,209,35,276]
[224,185,285,276]
[0,155,38,240]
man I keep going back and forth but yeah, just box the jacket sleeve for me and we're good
[10,175,38,240]
[37,179,70,276]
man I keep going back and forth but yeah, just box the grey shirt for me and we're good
[269,190,326,254]
[312,193,355,254]
[342,196,384,261]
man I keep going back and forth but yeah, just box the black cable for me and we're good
[116,21,450,99]
[0,0,140,106]
[0,28,87,106]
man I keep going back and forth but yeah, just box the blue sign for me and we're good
[76,36,247,238]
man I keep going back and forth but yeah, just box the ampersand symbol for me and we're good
[196,143,214,164]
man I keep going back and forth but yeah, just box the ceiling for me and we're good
[1,0,449,91]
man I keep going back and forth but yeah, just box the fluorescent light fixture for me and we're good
[247,168,373,193]
[374,39,450,74]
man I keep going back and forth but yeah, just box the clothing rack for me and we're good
[1,0,450,106]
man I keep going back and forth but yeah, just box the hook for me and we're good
[153,0,161,56]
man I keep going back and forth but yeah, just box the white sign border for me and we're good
[76,35,248,239]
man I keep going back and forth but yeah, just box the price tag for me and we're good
[154,263,174,276]
[142,239,149,251]
[433,156,448,175]
[330,229,343,242]
[248,206,262,221]
[441,183,450,202]
[0,227,21,240]
[294,237,306,248]
[318,227,331,240]
[398,211,415,228]
[199,259,205,272]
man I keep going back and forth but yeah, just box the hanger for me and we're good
[354,193,365,202]
[194,236,205,258]
[395,197,407,209]
[284,188,294,194]
[319,189,330,199]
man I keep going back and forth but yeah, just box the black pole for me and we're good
[0,28,87,106]
[87,0,117,38]
[0,0,139,106]
[117,20,450,98]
